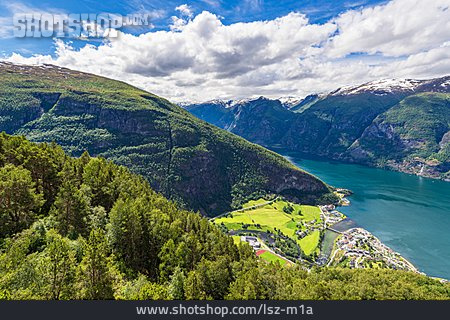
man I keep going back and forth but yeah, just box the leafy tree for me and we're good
[0,226,46,299]
[51,162,90,238]
[76,229,114,300]
[1,134,450,301]
[86,206,108,231]
[22,145,64,213]
[37,230,76,300]
[0,164,43,237]
[158,239,177,282]
[227,268,265,300]
[184,270,207,300]
[116,275,169,300]
[82,158,115,210]
[283,204,294,214]
[168,267,186,300]
[108,198,150,274]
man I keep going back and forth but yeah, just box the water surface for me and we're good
[282,152,450,279]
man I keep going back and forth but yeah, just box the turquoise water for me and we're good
[282,152,450,279]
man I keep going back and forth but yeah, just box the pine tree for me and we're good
[51,162,90,238]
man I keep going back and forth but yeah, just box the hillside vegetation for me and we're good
[0,63,334,216]
[349,93,450,177]
[1,133,449,300]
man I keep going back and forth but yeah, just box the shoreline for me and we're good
[215,196,448,281]
[319,198,426,275]
[277,148,450,183]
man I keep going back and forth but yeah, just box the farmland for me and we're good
[213,198,323,259]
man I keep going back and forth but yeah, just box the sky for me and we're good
[0,0,449,102]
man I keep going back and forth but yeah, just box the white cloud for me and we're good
[327,0,450,57]
[170,15,188,31]
[175,4,194,18]
[171,4,194,31]
[371,43,450,78]
[3,0,450,102]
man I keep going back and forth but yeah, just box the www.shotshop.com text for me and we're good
[136,304,314,317]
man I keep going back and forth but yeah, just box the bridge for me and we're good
[326,227,343,234]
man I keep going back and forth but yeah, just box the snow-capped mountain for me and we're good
[330,76,450,96]
[278,96,303,108]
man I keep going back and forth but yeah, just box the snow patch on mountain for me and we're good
[331,78,423,96]
[278,96,303,108]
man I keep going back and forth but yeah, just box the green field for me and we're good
[258,251,288,266]
[214,198,322,256]
[299,230,320,256]
[242,198,270,208]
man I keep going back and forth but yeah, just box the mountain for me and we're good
[184,76,450,180]
[349,93,450,176]
[0,62,335,216]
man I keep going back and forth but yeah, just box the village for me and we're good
[320,204,347,227]
[234,200,350,266]
[328,228,419,273]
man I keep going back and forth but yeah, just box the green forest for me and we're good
[1,133,449,300]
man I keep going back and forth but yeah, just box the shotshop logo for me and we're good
[13,13,151,38]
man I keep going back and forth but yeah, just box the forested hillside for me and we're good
[0,62,334,216]
[0,133,449,300]
[349,93,450,176]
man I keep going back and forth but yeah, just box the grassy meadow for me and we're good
[214,198,323,256]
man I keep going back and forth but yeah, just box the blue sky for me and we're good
[0,0,386,56]
[1,0,448,102]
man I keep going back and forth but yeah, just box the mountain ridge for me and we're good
[184,75,450,181]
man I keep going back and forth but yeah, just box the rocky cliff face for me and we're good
[347,93,450,180]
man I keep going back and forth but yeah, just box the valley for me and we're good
[0,63,449,300]
[1,0,449,303]
[1,132,447,300]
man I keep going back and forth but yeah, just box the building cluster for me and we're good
[332,228,418,273]
[240,236,261,250]
[295,219,321,239]
[320,205,346,227]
